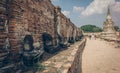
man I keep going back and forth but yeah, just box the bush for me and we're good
[80,24,102,32]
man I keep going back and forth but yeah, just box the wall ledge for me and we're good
[39,38,86,73]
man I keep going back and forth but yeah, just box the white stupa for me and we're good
[101,7,117,40]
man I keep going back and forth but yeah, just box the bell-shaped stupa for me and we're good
[101,7,117,40]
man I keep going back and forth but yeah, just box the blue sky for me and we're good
[51,0,120,28]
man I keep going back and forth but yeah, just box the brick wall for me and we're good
[6,0,56,52]
[0,0,83,62]
[0,0,8,49]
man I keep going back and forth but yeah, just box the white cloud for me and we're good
[51,0,59,2]
[62,11,70,18]
[111,2,120,12]
[81,0,115,17]
[73,6,84,12]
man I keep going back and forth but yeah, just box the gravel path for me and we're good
[82,38,120,73]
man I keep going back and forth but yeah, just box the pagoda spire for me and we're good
[106,6,112,20]
[107,6,111,15]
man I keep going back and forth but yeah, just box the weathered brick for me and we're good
[0,0,83,64]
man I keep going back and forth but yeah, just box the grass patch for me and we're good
[33,63,45,71]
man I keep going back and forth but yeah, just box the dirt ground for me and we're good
[82,38,120,73]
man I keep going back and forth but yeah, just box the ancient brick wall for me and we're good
[55,6,76,44]
[0,0,8,49]
[0,0,86,72]
[0,0,84,63]
[4,0,56,52]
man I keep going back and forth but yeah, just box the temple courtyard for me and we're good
[82,38,120,73]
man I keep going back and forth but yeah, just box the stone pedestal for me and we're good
[101,32,117,40]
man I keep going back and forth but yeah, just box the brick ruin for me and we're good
[0,0,83,67]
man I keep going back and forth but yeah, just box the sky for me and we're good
[51,0,120,28]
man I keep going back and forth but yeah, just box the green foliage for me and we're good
[114,26,120,31]
[33,63,45,71]
[80,24,103,32]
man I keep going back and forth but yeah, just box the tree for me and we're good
[114,26,120,31]
[80,24,102,32]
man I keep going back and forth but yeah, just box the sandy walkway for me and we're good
[82,38,120,73]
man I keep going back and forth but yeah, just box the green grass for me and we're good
[33,63,45,71]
